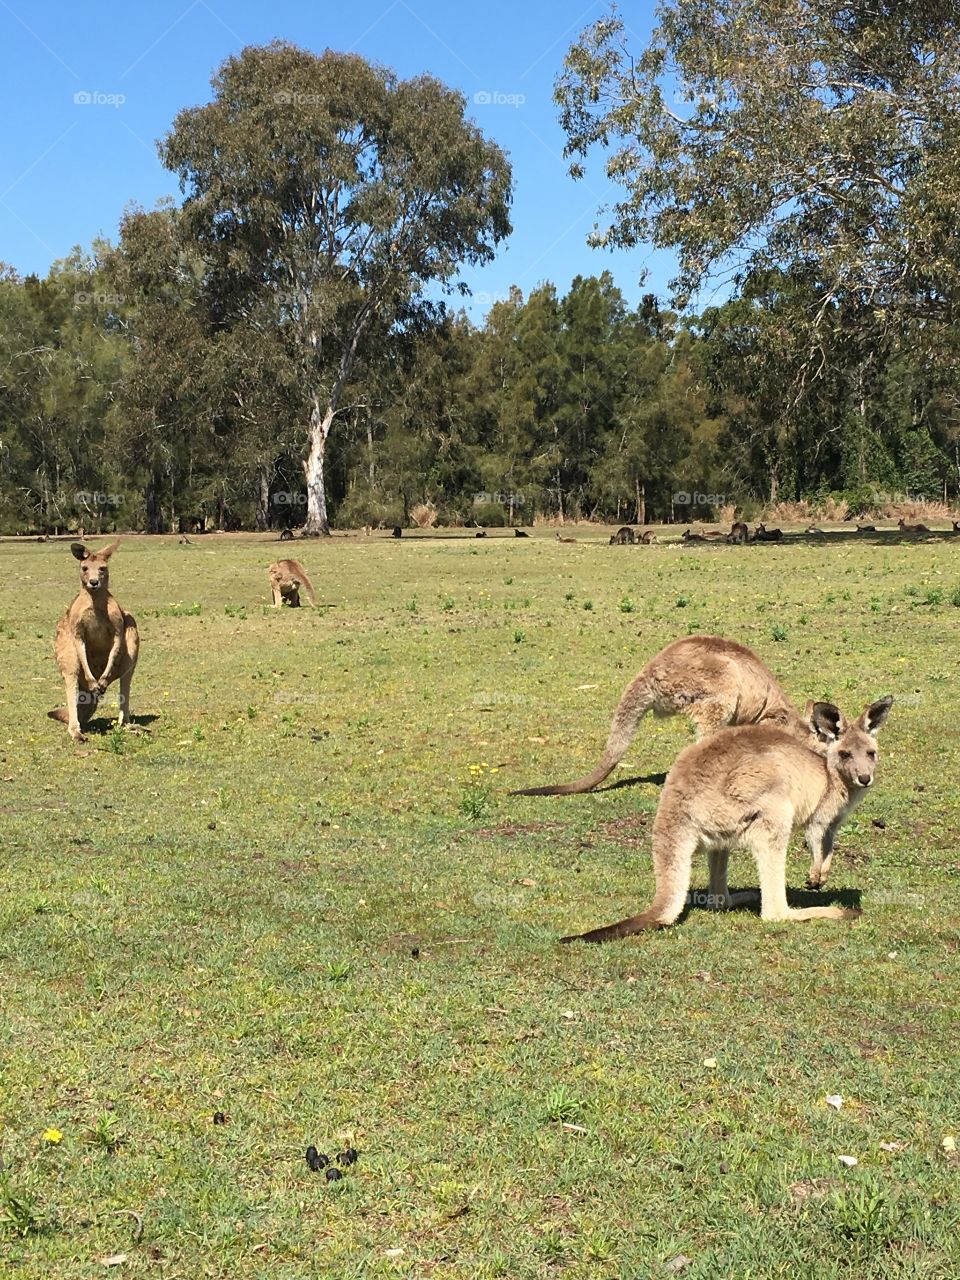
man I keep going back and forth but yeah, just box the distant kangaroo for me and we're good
[514,529,529,538]
[899,517,930,533]
[556,532,577,544]
[512,635,818,801]
[727,521,749,544]
[561,696,892,942]
[754,523,784,541]
[857,524,876,533]
[682,528,706,543]
[952,520,960,532]
[268,559,317,608]
[609,526,636,545]
[640,530,658,544]
[49,541,139,743]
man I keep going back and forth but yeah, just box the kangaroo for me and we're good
[857,524,876,533]
[392,526,403,539]
[515,529,529,538]
[898,518,930,533]
[610,526,636,545]
[754,523,784,541]
[48,541,139,743]
[561,696,893,943]
[805,525,824,535]
[556,532,577,544]
[682,529,706,543]
[727,521,749,544]
[268,559,317,608]
[475,529,488,538]
[279,528,295,541]
[512,635,817,798]
[640,530,658,544]
[952,520,960,532]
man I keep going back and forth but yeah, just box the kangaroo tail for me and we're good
[47,708,68,723]
[561,818,697,943]
[299,568,318,607]
[511,672,657,796]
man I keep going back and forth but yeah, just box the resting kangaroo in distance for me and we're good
[898,517,930,533]
[754,522,784,541]
[511,635,814,797]
[561,696,893,943]
[268,559,317,608]
[49,541,139,743]
[727,521,749,544]
[682,528,706,543]
[610,526,636,545]
[952,520,960,532]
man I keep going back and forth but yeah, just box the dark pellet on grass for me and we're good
[306,1146,330,1171]
[326,1166,344,1182]
[337,1147,359,1165]
[212,1111,228,1125]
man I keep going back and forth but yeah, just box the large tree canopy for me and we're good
[556,0,960,342]
[160,42,512,533]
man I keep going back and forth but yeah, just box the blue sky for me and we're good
[0,0,676,320]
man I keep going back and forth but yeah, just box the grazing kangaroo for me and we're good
[640,530,658,544]
[727,521,749,544]
[279,528,295,541]
[754,523,784,541]
[268,559,317,608]
[561,696,893,943]
[610,526,636,545]
[49,541,139,743]
[512,635,817,798]
[899,518,930,533]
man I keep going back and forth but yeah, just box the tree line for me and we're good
[2,16,960,534]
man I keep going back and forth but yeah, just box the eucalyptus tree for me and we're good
[161,41,512,534]
[556,1,960,367]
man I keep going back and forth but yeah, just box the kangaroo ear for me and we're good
[859,695,893,736]
[71,543,89,561]
[809,701,846,742]
[99,539,121,560]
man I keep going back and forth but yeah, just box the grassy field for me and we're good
[1,527,959,1278]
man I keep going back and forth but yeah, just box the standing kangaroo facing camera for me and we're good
[268,559,317,608]
[49,541,140,743]
[561,696,892,943]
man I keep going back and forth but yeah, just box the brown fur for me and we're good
[727,521,749,544]
[512,635,812,798]
[640,530,658,544]
[898,518,930,533]
[268,559,317,608]
[754,523,783,541]
[609,526,636,545]
[555,532,577,544]
[48,541,139,743]
[562,696,893,942]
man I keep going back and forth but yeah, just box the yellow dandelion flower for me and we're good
[42,1128,63,1144]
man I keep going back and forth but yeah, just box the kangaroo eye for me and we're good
[867,750,877,760]
[838,750,852,760]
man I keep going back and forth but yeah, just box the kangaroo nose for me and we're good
[858,773,872,787]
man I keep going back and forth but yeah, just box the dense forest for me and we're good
[3,7,960,535]
[1,251,957,534]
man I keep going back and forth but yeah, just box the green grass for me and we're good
[1,528,959,1277]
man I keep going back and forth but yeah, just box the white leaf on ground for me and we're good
[837,1154,859,1167]
[825,1094,844,1110]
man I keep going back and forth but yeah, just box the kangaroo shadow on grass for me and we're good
[677,884,862,923]
[594,771,668,792]
[81,713,159,735]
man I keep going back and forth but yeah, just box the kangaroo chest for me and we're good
[74,601,120,668]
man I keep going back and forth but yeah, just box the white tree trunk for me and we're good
[302,398,334,535]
